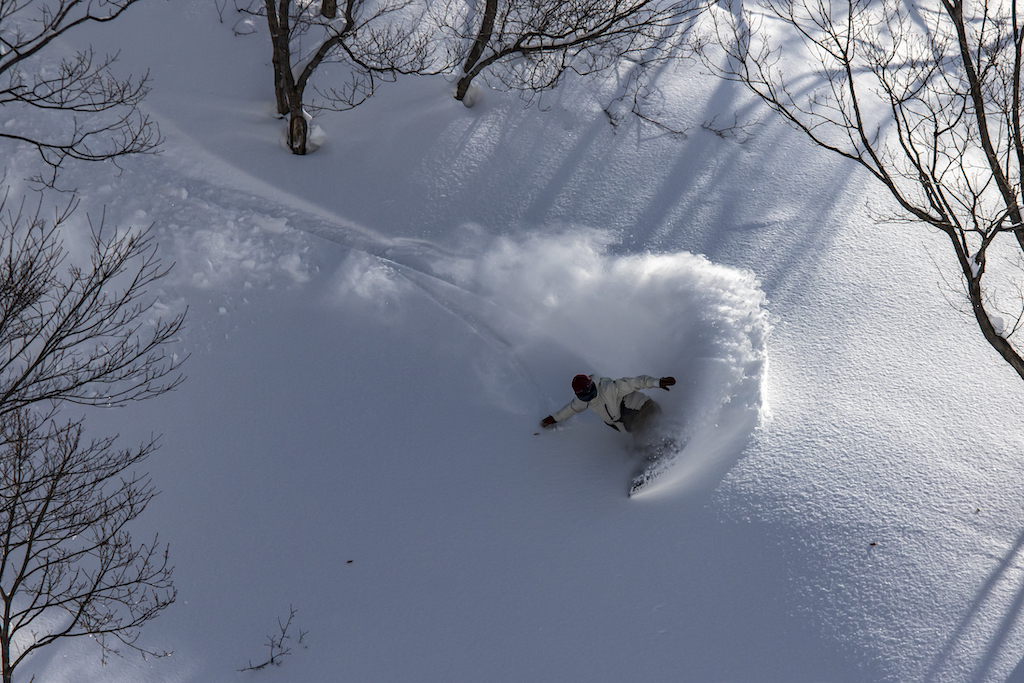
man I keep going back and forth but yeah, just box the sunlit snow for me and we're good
[11,2,1024,683]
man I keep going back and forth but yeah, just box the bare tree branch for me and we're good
[440,0,708,104]
[0,0,160,186]
[0,192,186,416]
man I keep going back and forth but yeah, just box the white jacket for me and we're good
[552,375,660,433]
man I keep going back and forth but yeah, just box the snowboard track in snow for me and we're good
[71,157,771,499]
[168,173,771,497]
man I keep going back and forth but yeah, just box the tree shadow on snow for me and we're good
[928,526,1024,683]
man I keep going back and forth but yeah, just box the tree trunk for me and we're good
[456,0,497,101]
[288,106,307,155]
[266,2,293,116]
[967,275,1024,381]
[955,229,1024,381]
[321,0,337,18]
[455,72,476,101]
[1,628,11,683]
[273,62,290,115]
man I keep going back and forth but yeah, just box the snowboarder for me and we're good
[540,373,676,437]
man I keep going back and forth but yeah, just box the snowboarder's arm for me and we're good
[619,375,675,391]
[554,397,588,421]
[541,398,588,427]
[616,375,661,393]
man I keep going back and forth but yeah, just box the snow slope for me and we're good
[10,1,1024,682]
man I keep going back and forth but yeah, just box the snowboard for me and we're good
[628,436,684,497]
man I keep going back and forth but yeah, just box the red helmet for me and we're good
[572,374,592,392]
[572,374,596,401]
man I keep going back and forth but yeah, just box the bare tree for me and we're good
[0,194,186,415]
[707,0,1024,382]
[234,0,440,154]
[0,191,184,682]
[443,0,706,104]
[0,408,174,683]
[238,606,307,672]
[0,0,159,185]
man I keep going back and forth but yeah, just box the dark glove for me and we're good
[541,415,556,428]
[659,376,676,390]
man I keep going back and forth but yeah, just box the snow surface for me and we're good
[10,1,1024,682]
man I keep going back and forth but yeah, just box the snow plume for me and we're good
[399,227,771,494]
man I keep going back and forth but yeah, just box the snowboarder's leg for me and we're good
[627,399,682,494]
[625,399,662,444]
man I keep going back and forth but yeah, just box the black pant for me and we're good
[618,399,661,434]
